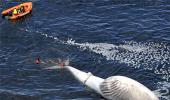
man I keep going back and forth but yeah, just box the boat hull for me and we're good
[1,2,32,20]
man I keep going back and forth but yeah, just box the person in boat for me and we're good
[12,8,18,15]
[18,5,25,13]
[11,5,25,15]
[16,5,25,14]
[4,8,17,16]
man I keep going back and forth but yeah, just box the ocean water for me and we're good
[0,0,170,100]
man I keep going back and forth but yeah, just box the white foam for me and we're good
[39,33,170,81]
[25,31,170,99]
[154,81,170,100]
[66,39,170,75]
[65,39,170,99]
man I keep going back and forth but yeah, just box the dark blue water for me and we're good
[0,0,170,100]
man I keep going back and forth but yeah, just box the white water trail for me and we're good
[41,33,170,80]
[66,39,170,72]
[66,39,170,100]
[22,29,170,99]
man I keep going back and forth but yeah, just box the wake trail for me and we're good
[43,33,170,99]
[21,29,170,99]
[66,39,170,80]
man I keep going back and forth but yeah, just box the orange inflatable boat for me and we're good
[1,2,32,20]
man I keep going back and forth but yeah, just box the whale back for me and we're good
[100,76,158,100]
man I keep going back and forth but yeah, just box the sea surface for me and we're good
[0,0,170,100]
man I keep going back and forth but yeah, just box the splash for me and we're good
[40,33,170,81]
[154,82,170,100]
[40,58,70,70]
[67,39,170,75]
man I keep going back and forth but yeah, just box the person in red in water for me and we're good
[35,57,41,64]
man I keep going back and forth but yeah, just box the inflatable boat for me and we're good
[1,2,32,20]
